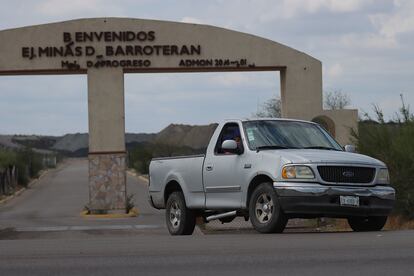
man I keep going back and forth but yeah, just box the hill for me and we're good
[154,123,218,149]
[0,123,217,156]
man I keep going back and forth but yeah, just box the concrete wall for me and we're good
[320,109,359,146]
[88,68,125,153]
[0,17,357,145]
[0,18,326,72]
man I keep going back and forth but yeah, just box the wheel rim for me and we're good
[255,193,274,223]
[169,201,181,229]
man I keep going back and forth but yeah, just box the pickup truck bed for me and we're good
[150,154,206,209]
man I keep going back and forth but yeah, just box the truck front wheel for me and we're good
[166,191,196,235]
[249,183,288,233]
[347,216,388,232]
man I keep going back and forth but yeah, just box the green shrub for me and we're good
[128,143,153,174]
[0,147,46,186]
[0,149,17,169]
[352,97,414,218]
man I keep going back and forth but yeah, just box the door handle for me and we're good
[206,165,213,171]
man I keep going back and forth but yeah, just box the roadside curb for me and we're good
[138,175,149,183]
[194,225,205,235]
[80,207,139,218]
[0,187,25,205]
[127,169,149,184]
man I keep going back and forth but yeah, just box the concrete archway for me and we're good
[0,18,357,211]
[312,115,336,137]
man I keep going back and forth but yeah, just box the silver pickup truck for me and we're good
[149,119,395,235]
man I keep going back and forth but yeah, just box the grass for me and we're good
[81,193,136,215]
[126,194,135,213]
[384,215,414,230]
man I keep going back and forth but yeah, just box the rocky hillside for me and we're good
[154,123,218,149]
[0,123,217,155]
[0,135,22,149]
[51,133,156,152]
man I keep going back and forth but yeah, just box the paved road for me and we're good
[0,159,413,275]
[0,159,164,229]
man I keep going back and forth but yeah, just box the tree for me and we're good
[396,94,414,123]
[324,90,351,110]
[253,89,350,118]
[253,97,281,118]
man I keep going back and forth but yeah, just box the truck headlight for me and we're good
[377,168,390,184]
[282,165,315,179]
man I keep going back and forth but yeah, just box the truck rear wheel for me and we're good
[249,183,287,233]
[166,191,196,235]
[347,216,388,232]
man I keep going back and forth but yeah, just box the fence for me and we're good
[0,166,18,196]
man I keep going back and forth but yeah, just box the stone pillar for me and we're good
[87,68,126,211]
[279,62,358,146]
[280,62,323,120]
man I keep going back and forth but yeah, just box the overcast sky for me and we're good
[0,0,413,135]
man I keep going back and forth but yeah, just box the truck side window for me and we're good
[215,123,244,155]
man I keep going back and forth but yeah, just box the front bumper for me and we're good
[273,182,395,218]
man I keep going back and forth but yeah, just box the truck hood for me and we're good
[261,149,385,166]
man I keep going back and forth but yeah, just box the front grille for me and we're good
[317,166,375,184]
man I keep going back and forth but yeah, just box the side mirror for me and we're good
[221,140,239,154]
[344,145,356,153]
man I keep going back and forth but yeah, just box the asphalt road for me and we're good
[0,158,164,229]
[0,159,413,275]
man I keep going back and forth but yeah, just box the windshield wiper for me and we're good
[302,146,341,151]
[256,145,297,152]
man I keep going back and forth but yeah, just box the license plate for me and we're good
[340,196,359,207]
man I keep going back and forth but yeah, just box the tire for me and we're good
[249,183,288,233]
[165,191,196,235]
[347,216,388,232]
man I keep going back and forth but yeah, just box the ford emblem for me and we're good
[343,171,354,177]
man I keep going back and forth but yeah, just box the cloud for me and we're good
[180,17,204,24]
[331,0,414,51]
[369,0,414,39]
[209,72,278,91]
[325,63,344,78]
[284,0,366,16]
[211,73,250,86]
[339,33,398,49]
[35,0,124,17]
[258,0,373,21]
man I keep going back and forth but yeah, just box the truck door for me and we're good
[203,122,247,209]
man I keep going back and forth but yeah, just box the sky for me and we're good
[0,0,413,135]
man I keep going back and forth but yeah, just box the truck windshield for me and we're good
[242,120,343,151]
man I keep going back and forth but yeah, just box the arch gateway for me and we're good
[0,18,357,212]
